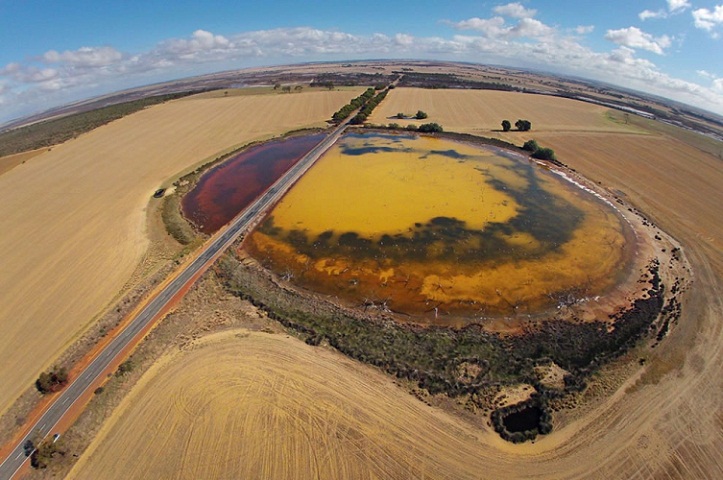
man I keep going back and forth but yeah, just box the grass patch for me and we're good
[161,194,196,245]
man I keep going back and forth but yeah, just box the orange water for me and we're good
[245,132,629,322]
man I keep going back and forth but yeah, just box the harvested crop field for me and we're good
[0,148,45,176]
[0,88,362,417]
[70,330,497,479]
[70,305,723,480]
[368,88,638,135]
[71,90,723,479]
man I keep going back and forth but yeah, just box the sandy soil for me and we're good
[0,89,362,418]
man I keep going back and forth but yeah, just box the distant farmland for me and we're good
[368,87,639,136]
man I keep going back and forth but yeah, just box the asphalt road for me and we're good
[0,118,351,480]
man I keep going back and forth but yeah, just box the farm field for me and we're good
[368,87,641,136]
[0,88,362,418]
[0,148,45,176]
[67,89,723,478]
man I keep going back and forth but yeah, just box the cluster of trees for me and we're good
[332,88,376,123]
[29,435,65,469]
[490,399,552,443]
[395,110,428,120]
[35,367,68,394]
[501,119,532,131]
[309,81,335,90]
[522,139,557,161]
[385,123,443,132]
[417,122,443,133]
[350,89,389,124]
[274,84,303,93]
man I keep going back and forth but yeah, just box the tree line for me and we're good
[350,89,389,125]
[332,88,377,123]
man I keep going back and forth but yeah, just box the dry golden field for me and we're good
[0,89,362,417]
[0,148,45,176]
[67,89,723,479]
[368,87,639,135]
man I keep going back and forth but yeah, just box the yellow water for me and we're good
[271,134,518,236]
[245,132,629,321]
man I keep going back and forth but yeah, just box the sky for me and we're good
[1,0,723,123]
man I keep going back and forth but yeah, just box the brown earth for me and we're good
[0,88,362,419]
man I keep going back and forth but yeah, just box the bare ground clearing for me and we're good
[0,88,362,419]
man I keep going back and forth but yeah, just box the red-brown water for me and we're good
[182,133,325,234]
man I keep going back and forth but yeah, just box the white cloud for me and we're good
[639,9,666,20]
[159,29,233,60]
[667,0,691,13]
[605,27,672,54]
[574,25,595,34]
[493,2,537,19]
[394,33,414,46]
[692,5,723,36]
[640,0,691,20]
[1,24,723,122]
[510,18,554,38]
[0,63,21,75]
[42,46,123,67]
[450,17,509,36]
[696,70,723,93]
[449,15,554,40]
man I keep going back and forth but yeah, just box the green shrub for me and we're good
[522,139,539,151]
[418,123,443,133]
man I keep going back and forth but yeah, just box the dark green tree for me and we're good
[531,147,557,161]
[35,367,68,394]
[418,123,443,133]
[515,119,532,131]
[522,139,539,152]
[501,120,511,132]
[415,110,429,120]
